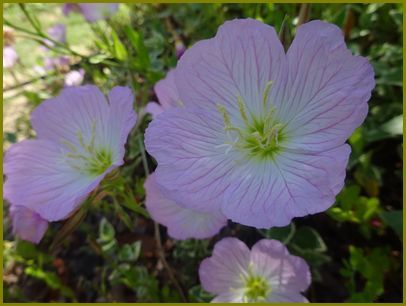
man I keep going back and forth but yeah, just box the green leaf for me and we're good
[290,226,326,252]
[123,26,150,69]
[118,241,142,262]
[380,210,402,239]
[259,222,296,244]
[111,29,128,61]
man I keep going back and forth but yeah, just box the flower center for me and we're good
[243,274,271,302]
[217,81,284,160]
[62,121,113,177]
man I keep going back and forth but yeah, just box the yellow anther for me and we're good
[237,95,250,126]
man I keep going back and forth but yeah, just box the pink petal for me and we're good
[144,173,226,240]
[4,139,104,221]
[251,239,311,293]
[199,238,250,294]
[282,20,375,152]
[175,18,287,116]
[10,205,48,244]
[154,69,180,110]
[145,106,233,214]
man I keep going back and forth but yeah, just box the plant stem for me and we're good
[137,135,188,302]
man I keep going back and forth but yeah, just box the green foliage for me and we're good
[341,246,391,302]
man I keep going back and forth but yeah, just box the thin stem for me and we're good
[137,134,188,302]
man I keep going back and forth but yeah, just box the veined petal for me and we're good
[107,86,137,165]
[144,174,226,240]
[199,238,250,295]
[175,18,287,119]
[222,145,350,228]
[281,20,374,151]
[154,69,180,110]
[31,85,110,150]
[4,139,106,221]
[10,205,48,244]
[211,290,245,303]
[145,106,234,213]
[251,239,311,293]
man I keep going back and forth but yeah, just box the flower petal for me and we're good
[175,18,287,117]
[4,139,104,221]
[221,144,350,228]
[154,69,180,110]
[199,237,250,294]
[145,102,164,119]
[31,85,110,149]
[212,290,245,303]
[267,289,309,302]
[107,86,137,164]
[144,173,226,240]
[10,205,48,244]
[281,20,374,152]
[145,106,234,213]
[78,3,119,22]
[251,239,311,293]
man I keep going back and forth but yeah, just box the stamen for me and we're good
[262,80,273,108]
[237,96,250,126]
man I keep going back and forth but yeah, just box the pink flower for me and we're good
[145,19,375,228]
[63,3,119,23]
[64,69,85,86]
[199,238,311,302]
[3,46,18,68]
[4,86,136,222]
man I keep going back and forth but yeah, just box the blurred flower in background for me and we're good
[63,3,119,23]
[64,68,85,86]
[3,45,18,69]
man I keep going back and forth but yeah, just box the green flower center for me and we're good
[62,121,113,177]
[217,81,285,160]
[243,274,271,302]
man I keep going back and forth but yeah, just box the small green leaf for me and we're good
[290,226,327,252]
[259,222,296,244]
[380,210,402,239]
[118,241,142,262]
[124,26,150,69]
[111,29,128,61]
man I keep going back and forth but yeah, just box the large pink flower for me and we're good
[199,238,311,302]
[145,19,375,228]
[4,86,136,222]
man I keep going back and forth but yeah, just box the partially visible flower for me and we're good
[3,46,18,68]
[144,173,226,240]
[145,69,180,118]
[43,24,66,48]
[199,238,311,302]
[145,19,375,228]
[64,68,85,86]
[63,3,119,23]
[175,40,186,59]
[4,85,136,221]
[10,205,48,244]
[3,26,15,45]
[44,55,70,71]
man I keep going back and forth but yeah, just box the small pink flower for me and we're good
[199,238,311,302]
[63,3,119,23]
